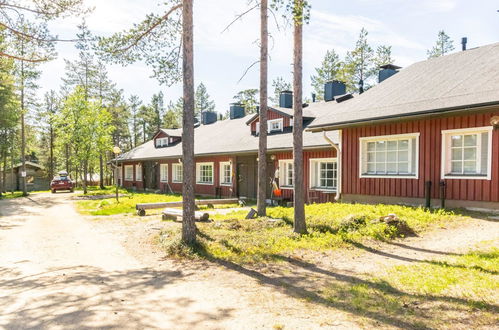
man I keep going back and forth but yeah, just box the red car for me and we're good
[50,171,74,193]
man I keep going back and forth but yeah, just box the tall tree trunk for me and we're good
[99,155,105,189]
[181,0,197,245]
[1,149,6,196]
[292,0,307,234]
[82,161,88,194]
[20,44,27,196]
[257,0,268,216]
[10,150,14,193]
[49,125,54,180]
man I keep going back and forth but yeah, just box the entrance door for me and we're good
[236,156,257,199]
[143,161,157,190]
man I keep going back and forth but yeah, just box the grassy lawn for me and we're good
[324,244,499,328]
[0,190,50,199]
[160,202,459,263]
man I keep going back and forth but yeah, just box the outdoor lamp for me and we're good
[490,116,499,128]
[113,146,122,154]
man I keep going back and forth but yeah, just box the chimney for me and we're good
[324,81,346,101]
[201,111,217,125]
[279,90,293,108]
[311,93,316,103]
[359,79,364,94]
[229,103,245,119]
[461,37,467,51]
[378,64,402,83]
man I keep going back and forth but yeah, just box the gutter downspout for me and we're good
[323,130,341,201]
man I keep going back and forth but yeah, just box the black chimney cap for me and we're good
[379,64,401,70]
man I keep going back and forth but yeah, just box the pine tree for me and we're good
[150,91,165,131]
[427,30,455,58]
[310,50,344,100]
[374,45,394,68]
[128,95,142,147]
[195,82,215,115]
[344,28,374,93]
[163,98,183,128]
[233,89,259,114]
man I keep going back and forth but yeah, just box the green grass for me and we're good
[0,190,51,199]
[76,190,183,216]
[323,245,499,328]
[75,185,129,196]
[161,202,460,263]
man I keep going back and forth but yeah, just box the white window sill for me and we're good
[360,174,418,179]
[124,179,133,181]
[310,187,337,192]
[220,183,232,186]
[443,174,490,180]
[280,186,293,190]
[196,182,214,185]
[160,180,168,183]
[172,180,182,183]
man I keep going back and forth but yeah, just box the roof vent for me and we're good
[378,64,401,83]
[461,37,467,51]
[229,103,245,119]
[324,81,346,102]
[201,111,217,125]
[279,90,293,108]
[335,94,353,103]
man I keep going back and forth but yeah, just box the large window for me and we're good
[360,133,419,178]
[160,164,168,182]
[135,164,142,181]
[278,160,293,188]
[196,162,214,184]
[310,158,337,191]
[268,118,283,133]
[172,163,183,183]
[219,161,232,185]
[124,165,133,181]
[441,127,492,180]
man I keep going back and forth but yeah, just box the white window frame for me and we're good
[124,165,133,181]
[172,163,183,183]
[135,164,142,181]
[278,159,294,189]
[160,163,168,182]
[441,126,493,180]
[219,161,232,186]
[255,122,260,135]
[196,162,214,185]
[155,137,168,147]
[309,158,338,191]
[359,133,420,179]
[268,118,283,133]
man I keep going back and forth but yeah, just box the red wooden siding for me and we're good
[274,148,337,203]
[250,109,291,132]
[342,111,499,202]
[121,162,144,190]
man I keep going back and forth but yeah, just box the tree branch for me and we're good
[112,3,182,54]
[238,59,260,83]
[221,3,259,34]
[0,22,79,42]
[0,50,49,62]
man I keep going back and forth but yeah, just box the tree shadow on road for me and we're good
[0,265,233,329]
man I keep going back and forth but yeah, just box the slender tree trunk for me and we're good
[142,122,146,143]
[20,44,27,196]
[49,125,54,179]
[82,161,88,194]
[292,0,307,234]
[257,0,268,216]
[10,150,14,194]
[1,149,6,196]
[99,155,105,189]
[181,0,197,245]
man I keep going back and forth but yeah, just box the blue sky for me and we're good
[39,0,499,114]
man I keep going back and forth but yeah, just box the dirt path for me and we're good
[0,193,356,329]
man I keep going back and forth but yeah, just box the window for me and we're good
[310,159,337,191]
[172,163,183,183]
[124,165,133,181]
[220,161,232,185]
[441,127,492,180]
[278,160,294,188]
[155,137,168,147]
[160,164,168,182]
[360,133,419,178]
[268,119,283,133]
[196,162,214,184]
[135,164,142,181]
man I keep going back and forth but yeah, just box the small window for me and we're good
[135,164,142,181]
[441,127,492,180]
[268,119,283,133]
[360,133,419,178]
[220,161,232,185]
[172,163,183,183]
[310,158,337,191]
[160,164,168,182]
[155,137,168,147]
[124,165,133,181]
[278,160,293,188]
[196,162,214,184]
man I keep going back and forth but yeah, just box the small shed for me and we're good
[1,161,49,192]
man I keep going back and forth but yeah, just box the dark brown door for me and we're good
[236,156,257,199]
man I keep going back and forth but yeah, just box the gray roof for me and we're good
[157,128,182,137]
[308,42,499,130]
[246,106,316,125]
[118,113,337,162]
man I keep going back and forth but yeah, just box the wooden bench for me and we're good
[162,208,210,222]
[136,198,242,216]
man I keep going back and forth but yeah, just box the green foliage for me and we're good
[343,28,375,92]
[427,30,455,58]
[195,82,215,115]
[373,45,394,68]
[233,88,259,114]
[310,50,347,100]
